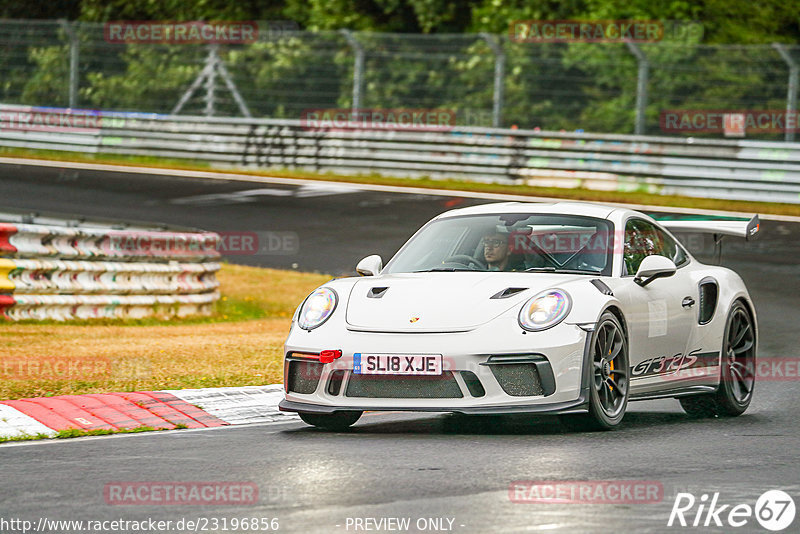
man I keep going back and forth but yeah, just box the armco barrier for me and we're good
[0,216,221,320]
[1,103,800,203]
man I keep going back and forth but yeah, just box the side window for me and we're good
[659,229,689,267]
[624,218,688,275]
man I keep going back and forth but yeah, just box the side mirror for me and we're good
[634,255,676,287]
[356,255,383,276]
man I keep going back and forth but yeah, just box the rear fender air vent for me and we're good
[367,287,389,298]
[698,277,718,325]
[490,287,527,299]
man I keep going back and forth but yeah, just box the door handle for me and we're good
[682,296,695,308]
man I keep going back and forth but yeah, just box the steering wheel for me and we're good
[442,255,486,270]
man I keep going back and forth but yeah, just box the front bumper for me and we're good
[279,397,590,415]
[281,317,591,415]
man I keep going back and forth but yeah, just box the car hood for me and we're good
[345,272,579,333]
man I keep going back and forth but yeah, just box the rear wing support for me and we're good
[654,214,761,265]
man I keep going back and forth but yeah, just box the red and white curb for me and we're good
[164,385,294,425]
[0,385,294,440]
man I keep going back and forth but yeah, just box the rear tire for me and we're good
[559,311,629,431]
[298,411,362,431]
[679,301,755,418]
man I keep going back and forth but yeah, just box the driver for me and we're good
[482,231,515,271]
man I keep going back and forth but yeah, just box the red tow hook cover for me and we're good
[318,350,343,364]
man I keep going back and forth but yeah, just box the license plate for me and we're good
[353,353,442,375]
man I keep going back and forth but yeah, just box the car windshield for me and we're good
[383,213,614,275]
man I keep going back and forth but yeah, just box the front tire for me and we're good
[679,301,755,418]
[560,311,629,431]
[298,411,362,431]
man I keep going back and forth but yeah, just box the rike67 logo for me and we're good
[668,490,795,531]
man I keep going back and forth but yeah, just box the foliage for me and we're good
[2,0,798,134]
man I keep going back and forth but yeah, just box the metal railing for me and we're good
[0,104,798,204]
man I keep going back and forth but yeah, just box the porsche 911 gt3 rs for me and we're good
[280,202,759,431]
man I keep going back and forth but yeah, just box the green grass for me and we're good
[0,431,53,443]
[54,426,162,439]
[0,423,192,444]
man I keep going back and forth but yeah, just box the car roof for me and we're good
[436,201,622,220]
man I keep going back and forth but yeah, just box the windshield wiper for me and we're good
[414,267,480,272]
[524,267,597,275]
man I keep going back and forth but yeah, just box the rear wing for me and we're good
[654,214,761,241]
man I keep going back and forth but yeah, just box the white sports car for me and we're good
[280,202,759,431]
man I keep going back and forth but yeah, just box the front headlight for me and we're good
[298,287,338,330]
[518,289,571,331]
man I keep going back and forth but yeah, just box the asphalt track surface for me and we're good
[1,160,799,533]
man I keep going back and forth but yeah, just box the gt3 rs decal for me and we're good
[630,349,719,379]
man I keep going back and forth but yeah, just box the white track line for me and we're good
[3,156,799,222]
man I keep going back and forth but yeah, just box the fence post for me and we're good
[480,33,505,128]
[58,19,79,108]
[772,43,798,143]
[625,42,649,135]
[204,44,219,117]
[172,44,251,117]
[340,30,365,115]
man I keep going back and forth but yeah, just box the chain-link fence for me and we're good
[1,19,799,139]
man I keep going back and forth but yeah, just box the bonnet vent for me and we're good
[490,287,527,300]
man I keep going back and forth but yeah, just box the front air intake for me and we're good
[460,371,486,397]
[481,354,556,396]
[346,372,463,398]
[286,360,323,394]
[327,370,346,396]
[489,364,544,397]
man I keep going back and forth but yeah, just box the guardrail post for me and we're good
[340,30,365,115]
[625,42,649,135]
[481,33,505,128]
[772,43,798,142]
[58,19,79,108]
